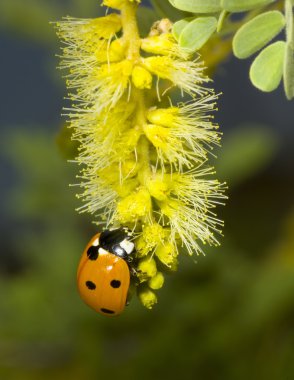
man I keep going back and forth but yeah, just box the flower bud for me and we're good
[155,242,178,270]
[136,223,166,257]
[132,65,153,89]
[95,38,126,63]
[110,38,127,57]
[89,14,122,38]
[115,179,139,198]
[116,188,152,223]
[120,159,139,178]
[116,127,141,158]
[146,172,176,201]
[137,257,157,280]
[143,124,169,150]
[138,287,157,309]
[147,107,178,127]
[141,33,175,55]
[148,272,164,290]
[149,18,173,36]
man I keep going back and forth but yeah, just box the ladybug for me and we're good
[77,228,135,317]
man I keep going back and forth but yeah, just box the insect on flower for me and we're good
[55,0,226,315]
[77,228,136,316]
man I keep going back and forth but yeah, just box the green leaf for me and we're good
[169,0,222,13]
[215,125,278,186]
[250,41,286,92]
[172,18,191,40]
[233,11,286,59]
[179,17,217,52]
[222,0,275,12]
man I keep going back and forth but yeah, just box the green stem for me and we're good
[285,0,294,45]
[120,1,151,181]
[121,1,141,61]
[284,0,294,99]
[134,89,152,183]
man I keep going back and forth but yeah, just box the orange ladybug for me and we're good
[77,228,135,316]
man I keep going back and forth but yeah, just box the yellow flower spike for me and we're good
[136,223,167,257]
[137,256,157,281]
[116,188,152,224]
[142,56,209,96]
[132,65,153,89]
[57,0,226,311]
[137,287,157,309]
[148,272,165,290]
[155,242,178,270]
[141,33,189,59]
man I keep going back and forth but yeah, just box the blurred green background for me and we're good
[1,1,294,379]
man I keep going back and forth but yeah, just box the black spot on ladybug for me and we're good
[101,308,115,314]
[86,281,96,290]
[110,279,121,288]
[87,245,99,260]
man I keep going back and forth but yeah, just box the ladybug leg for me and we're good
[130,266,137,277]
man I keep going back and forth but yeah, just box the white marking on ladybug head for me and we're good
[120,239,135,255]
[99,247,108,255]
[92,238,99,246]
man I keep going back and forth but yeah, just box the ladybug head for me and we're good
[99,228,135,260]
